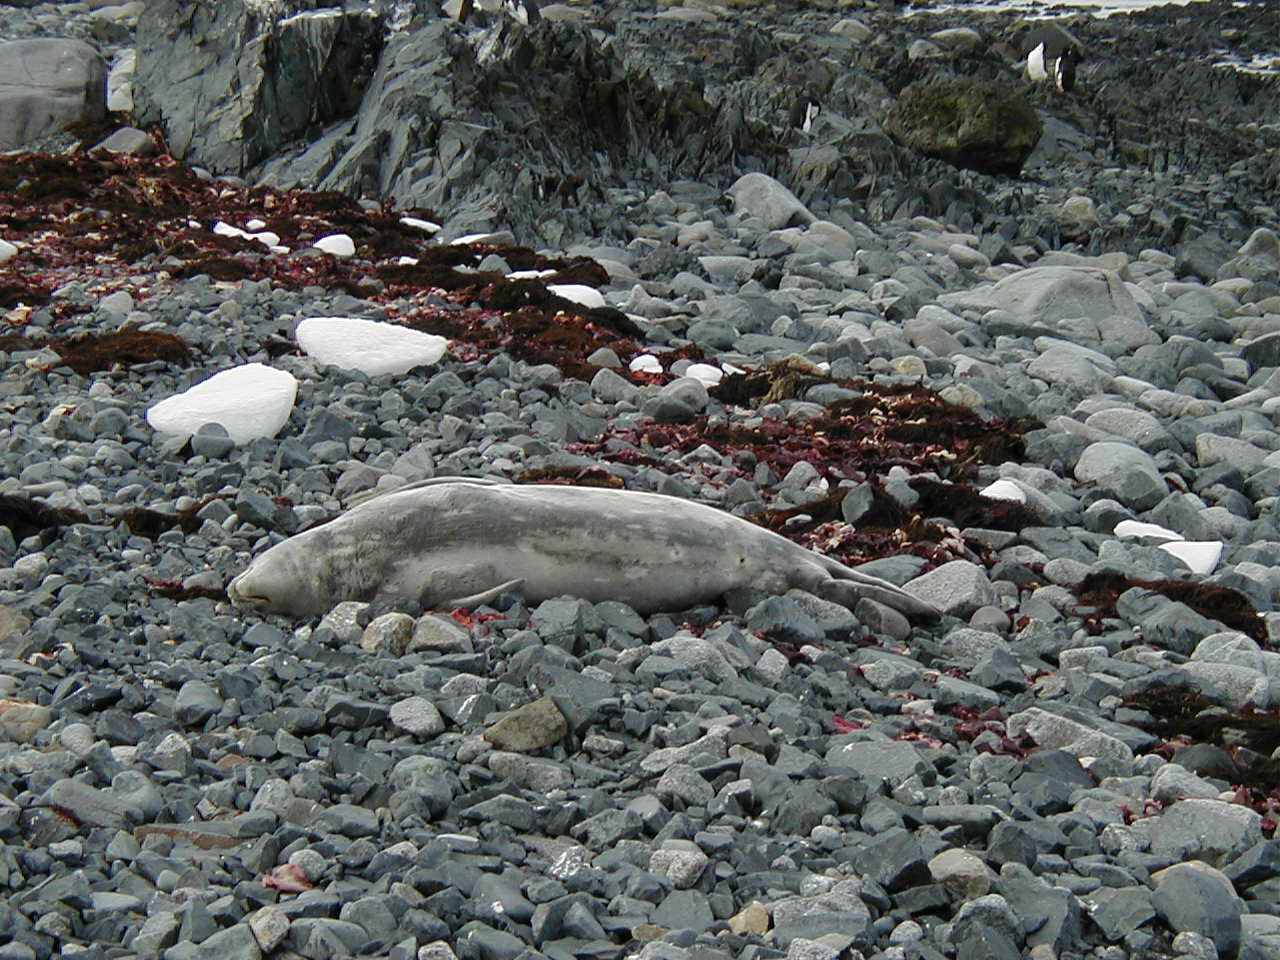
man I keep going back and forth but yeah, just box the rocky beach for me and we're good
[2,0,1280,959]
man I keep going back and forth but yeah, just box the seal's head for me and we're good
[228,540,326,617]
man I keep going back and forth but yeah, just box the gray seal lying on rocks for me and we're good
[228,478,940,622]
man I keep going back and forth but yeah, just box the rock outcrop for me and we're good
[0,38,106,149]
[885,75,1042,175]
[133,0,383,172]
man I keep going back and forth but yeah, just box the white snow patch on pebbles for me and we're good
[313,233,355,257]
[296,317,449,377]
[213,220,282,250]
[1113,519,1223,574]
[684,363,725,387]
[0,239,17,263]
[147,363,297,444]
[1114,519,1181,541]
[400,216,440,234]
[508,269,557,279]
[1159,541,1224,575]
[548,284,606,309]
[979,479,1026,503]
[629,354,663,374]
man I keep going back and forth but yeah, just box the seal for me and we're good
[228,479,940,622]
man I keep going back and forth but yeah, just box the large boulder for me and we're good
[0,38,106,150]
[937,266,1146,329]
[885,75,1042,175]
[133,0,383,172]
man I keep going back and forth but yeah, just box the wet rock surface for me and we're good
[1,1,1280,960]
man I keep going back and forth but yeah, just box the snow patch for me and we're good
[400,216,440,234]
[296,317,449,376]
[979,479,1026,503]
[1158,540,1224,575]
[1114,519,1181,541]
[147,363,297,444]
[684,363,725,387]
[548,284,606,309]
[313,233,355,257]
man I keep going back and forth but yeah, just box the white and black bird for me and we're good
[788,96,822,135]
[453,0,540,26]
[1023,24,1082,93]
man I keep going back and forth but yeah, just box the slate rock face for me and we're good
[0,38,106,150]
[884,75,1042,175]
[133,0,383,172]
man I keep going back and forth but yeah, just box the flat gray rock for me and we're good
[903,559,998,618]
[1138,799,1265,866]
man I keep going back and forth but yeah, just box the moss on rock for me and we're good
[885,76,1043,176]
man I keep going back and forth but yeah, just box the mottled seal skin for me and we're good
[229,479,940,622]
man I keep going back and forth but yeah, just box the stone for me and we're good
[885,76,1042,175]
[1139,799,1264,866]
[483,696,568,752]
[929,848,992,898]
[728,901,769,936]
[1074,442,1167,510]
[173,680,223,727]
[649,843,710,889]
[1005,707,1133,761]
[727,172,815,230]
[1058,196,1100,241]
[409,614,472,653]
[903,560,998,618]
[853,827,930,892]
[0,39,107,150]
[361,612,415,654]
[939,265,1145,329]
[1083,886,1155,941]
[651,890,715,933]
[824,739,930,788]
[1151,863,1241,959]
[0,699,52,743]
[390,696,446,738]
[92,126,156,155]
[249,906,290,952]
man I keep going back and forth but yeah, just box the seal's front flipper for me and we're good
[439,578,526,611]
[817,576,940,624]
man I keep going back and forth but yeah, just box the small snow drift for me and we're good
[146,363,298,444]
[296,317,449,376]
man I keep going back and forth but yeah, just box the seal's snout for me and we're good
[228,568,271,608]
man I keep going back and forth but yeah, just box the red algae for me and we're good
[49,328,193,374]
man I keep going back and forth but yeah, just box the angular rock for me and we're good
[483,696,568,752]
[885,76,1042,175]
[0,39,106,150]
[903,560,998,618]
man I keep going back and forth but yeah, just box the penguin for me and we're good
[501,0,540,24]
[452,0,539,25]
[788,96,821,135]
[1023,24,1082,93]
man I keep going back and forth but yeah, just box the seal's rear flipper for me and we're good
[817,576,940,624]
[439,578,526,611]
